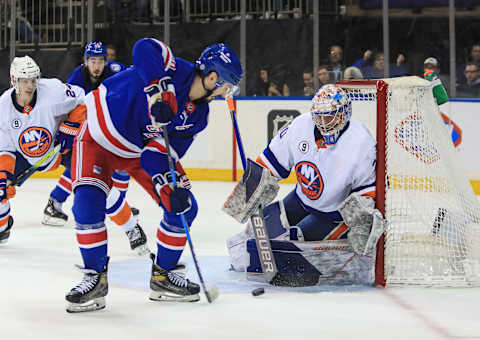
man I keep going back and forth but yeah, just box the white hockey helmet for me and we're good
[10,55,41,91]
[311,84,352,147]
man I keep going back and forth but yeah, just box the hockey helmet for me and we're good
[84,41,107,59]
[195,43,243,87]
[10,55,40,92]
[311,84,352,147]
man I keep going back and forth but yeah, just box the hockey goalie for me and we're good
[223,84,384,287]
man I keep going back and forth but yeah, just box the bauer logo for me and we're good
[295,161,324,200]
[18,126,52,157]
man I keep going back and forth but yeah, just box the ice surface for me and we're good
[1,179,479,340]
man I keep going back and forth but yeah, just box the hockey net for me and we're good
[337,76,480,287]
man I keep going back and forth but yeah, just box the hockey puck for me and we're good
[251,288,265,296]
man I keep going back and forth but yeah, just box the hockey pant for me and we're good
[71,124,197,272]
[49,151,136,232]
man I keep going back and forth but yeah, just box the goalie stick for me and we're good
[161,127,219,303]
[226,97,280,284]
[8,143,62,187]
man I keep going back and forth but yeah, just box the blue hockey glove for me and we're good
[56,121,80,153]
[144,77,178,127]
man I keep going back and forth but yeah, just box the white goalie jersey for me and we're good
[258,112,377,213]
[0,78,84,169]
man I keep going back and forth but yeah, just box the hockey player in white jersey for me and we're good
[224,84,384,286]
[0,56,85,243]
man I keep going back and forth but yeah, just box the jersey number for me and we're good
[65,84,76,98]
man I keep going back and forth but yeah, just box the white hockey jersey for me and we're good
[259,112,376,213]
[0,78,85,170]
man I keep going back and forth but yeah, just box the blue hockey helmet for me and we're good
[84,41,107,59]
[195,43,243,87]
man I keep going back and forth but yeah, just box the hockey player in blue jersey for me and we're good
[65,39,242,312]
[42,41,148,256]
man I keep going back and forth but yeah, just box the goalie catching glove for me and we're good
[144,76,178,127]
[153,162,192,214]
[223,159,279,223]
[338,193,385,255]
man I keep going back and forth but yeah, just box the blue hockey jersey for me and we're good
[67,61,127,94]
[83,38,209,160]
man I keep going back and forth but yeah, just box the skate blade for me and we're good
[149,291,200,302]
[206,286,219,303]
[42,215,67,227]
[66,297,106,313]
[0,238,9,244]
[133,244,151,256]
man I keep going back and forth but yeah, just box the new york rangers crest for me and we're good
[295,161,324,200]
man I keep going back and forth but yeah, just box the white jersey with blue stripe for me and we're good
[259,112,377,213]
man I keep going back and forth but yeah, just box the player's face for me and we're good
[314,113,343,135]
[86,56,106,79]
[17,77,38,98]
[106,48,116,61]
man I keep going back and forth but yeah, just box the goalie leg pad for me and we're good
[223,159,279,223]
[246,239,377,286]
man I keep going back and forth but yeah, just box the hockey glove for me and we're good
[153,162,191,214]
[56,121,80,154]
[144,77,178,127]
[0,171,16,203]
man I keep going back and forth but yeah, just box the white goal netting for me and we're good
[339,77,480,287]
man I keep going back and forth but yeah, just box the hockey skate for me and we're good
[149,255,200,302]
[125,224,150,256]
[0,216,13,244]
[65,259,109,313]
[42,198,68,226]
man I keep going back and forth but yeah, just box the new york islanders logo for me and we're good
[295,161,324,200]
[18,127,52,157]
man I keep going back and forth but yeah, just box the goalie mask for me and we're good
[311,84,352,147]
[10,55,41,93]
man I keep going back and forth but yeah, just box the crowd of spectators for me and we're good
[251,43,480,98]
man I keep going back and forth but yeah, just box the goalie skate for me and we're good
[149,259,200,302]
[66,259,109,313]
[125,224,150,256]
[0,216,13,244]
[42,199,68,226]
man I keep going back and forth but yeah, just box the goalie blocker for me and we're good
[227,193,385,287]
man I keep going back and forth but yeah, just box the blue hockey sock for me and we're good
[50,168,72,203]
[155,221,186,270]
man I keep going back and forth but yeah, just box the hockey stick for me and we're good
[161,128,219,303]
[226,97,280,284]
[8,143,62,187]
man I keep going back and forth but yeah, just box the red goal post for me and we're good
[337,77,480,287]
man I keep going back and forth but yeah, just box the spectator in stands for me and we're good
[302,70,315,96]
[353,49,373,69]
[390,53,409,77]
[343,66,363,80]
[106,44,119,62]
[328,45,344,82]
[363,52,386,79]
[254,66,270,96]
[456,63,480,98]
[317,65,334,87]
[457,43,480,84]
